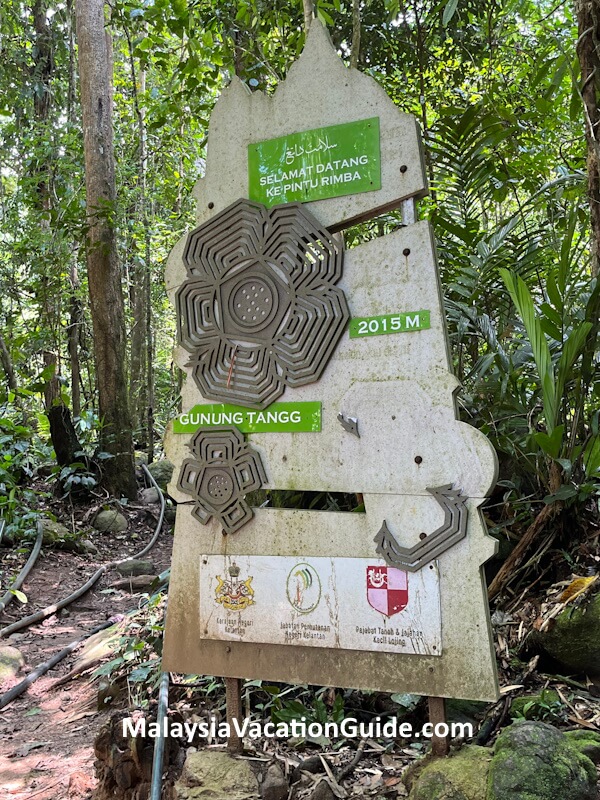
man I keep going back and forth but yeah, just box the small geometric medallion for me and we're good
[177,426,266,534]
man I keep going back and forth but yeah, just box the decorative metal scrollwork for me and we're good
[374,485,468,572]
[176,199,350,408]
[177,426,266,534]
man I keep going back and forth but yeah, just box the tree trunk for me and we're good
[75,0,136,498]
[126,37,153,458]
[576,0,600,277]
[68,261,83,418]
[303,0,313,33]
[43,351,83,467]
[32,0,81,461]
[350,0,361,69]
[0,332,17,392]
[574,0,600,401]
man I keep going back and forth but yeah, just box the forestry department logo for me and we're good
[215,564,255,611]
[366,566,408,617]
[286,563,321,614]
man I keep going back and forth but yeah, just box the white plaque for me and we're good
[199,555,442,656]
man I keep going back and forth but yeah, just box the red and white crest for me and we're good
[366,566,408,617]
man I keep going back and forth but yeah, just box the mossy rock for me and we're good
[408,746,491,800]
[538,593,600,676]
[487,720,598,800]
[41,518,71,543]
[564,729,600,764]
[93,509,128,533]
[174,750,258,799]
[0,645,25,684]
[147,459,174,492]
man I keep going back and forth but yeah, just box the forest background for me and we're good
[0,0,599,602]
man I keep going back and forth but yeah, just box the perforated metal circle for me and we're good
[206,471,234,503]
[228,274,279,331]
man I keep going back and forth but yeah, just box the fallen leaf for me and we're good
[559,575,597,603]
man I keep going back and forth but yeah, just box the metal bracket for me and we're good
[374,484,468,572]
[337,412,360,438]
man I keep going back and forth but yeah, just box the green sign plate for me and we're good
[248,118,381,207]
[349,311,431,338]
[174,402,322,434]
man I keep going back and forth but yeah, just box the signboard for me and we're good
[200,555,441,656]
[163,20,499,703]
[349,310,431,338]
[174,402,322,434]
[248,118,381,206]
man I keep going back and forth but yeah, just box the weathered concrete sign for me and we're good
[163,21,499,702]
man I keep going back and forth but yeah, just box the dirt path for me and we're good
[0,496,173,799]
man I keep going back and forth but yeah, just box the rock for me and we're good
[110,575,159,592]
[41,518,71,542]
[93,509,128,533]
[488,720,598,800]
[79,538,99,554]
[408,745,491,800]
[261,763,288,800]
[309,782,337,800]
[116,559,155,576]
[174,750,259,799]
[140,487,160,504]
[0,645,24,684]
[537,593,600,675]
[147,459,174,492]
[564,729,600,764]
[135,450,149,466]
[291,755,324,783]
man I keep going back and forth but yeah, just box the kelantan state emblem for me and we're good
[366,565,408,617]
[215,564,255,611]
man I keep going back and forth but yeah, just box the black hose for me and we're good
[0,467,170,711]
[0,617,118,710]
[0,463,166,638]
[150,669,170,800]
[0,520,44,614]
[0,567,107,638]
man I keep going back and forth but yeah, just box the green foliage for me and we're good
[94,590,166,707]
[0,397,46,540]
[510,689,568,724]
[0,1,597,535]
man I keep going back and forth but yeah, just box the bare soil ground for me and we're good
[0,490,174,800]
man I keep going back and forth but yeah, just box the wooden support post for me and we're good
[428,696,449,756]
[225,677,243,754]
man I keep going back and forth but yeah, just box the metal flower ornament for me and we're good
[177,427,267,534]
[176,199,350,409]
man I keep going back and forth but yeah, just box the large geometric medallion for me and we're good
[176,199,350,408]
[177,426,266,534]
